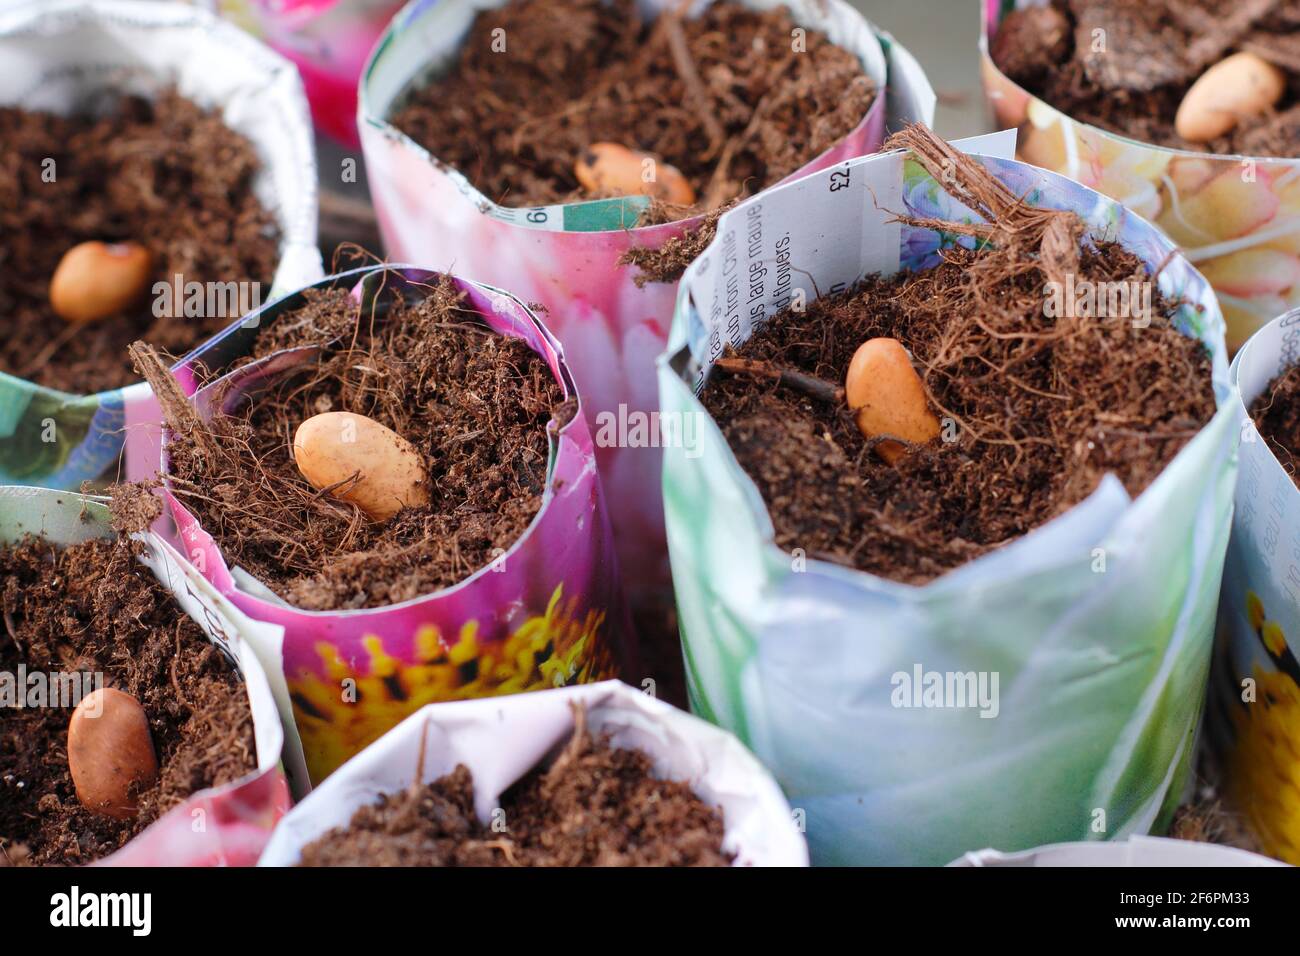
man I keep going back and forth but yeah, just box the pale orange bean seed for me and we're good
[1175,52,1286,144]
[49,240,153,324]
[67,687,159,820]
[845,337,941,465]
[574,142,696,205]
[293,411,430,522]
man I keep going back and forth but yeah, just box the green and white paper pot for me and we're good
[658,134,1239,866]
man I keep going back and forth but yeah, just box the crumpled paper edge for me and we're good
[258,680,808,866]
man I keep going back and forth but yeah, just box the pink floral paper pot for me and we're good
[209,0,407,146]
[981,0,1300,352]
[153,266,634,784]
[0,487,294,867]
[358,0,936,592]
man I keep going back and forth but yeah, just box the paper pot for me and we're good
[1209,308,1300,865]
[258,680,808,866]
[951,836,1285,867]
[0,0,322,491]
[658,137,1239,866]
[980,0,1300,352]
[358,0,936,591]
[210,0,407,146]
[0,486,296,867]
[152,266,634,784]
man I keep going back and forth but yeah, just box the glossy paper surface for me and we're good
[660,142,1237,866]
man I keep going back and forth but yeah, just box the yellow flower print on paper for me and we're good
[1229,591,1300,863]
[288,584,617,781]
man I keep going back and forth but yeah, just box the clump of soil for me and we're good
[0,90,280,393]
[620,208,721,287]
[390,0,875,214]
[1248,364,1300,482]
[992,1,1300,157]
[0,494,256,866]
[136,279,567,611]
[701,127,1217,584]
[296,706,731,866]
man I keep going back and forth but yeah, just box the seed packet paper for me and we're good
[0,486,297,866]
[359,0,935,593]
[950,836,1285,867]
[137,524,310,801]
[659,136,1238,866]
[1209,308,1300,865]
[258,680,808,866]
[0,0,322,490]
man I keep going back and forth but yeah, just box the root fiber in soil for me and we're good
[1170,778,1263,852]
[1248,364,1300,483]
[137,280,567,611]
[0,495,256,866]
[993,1,1300,157]
[296,706,731,866]
[390,0,875,215]
[0,90,280,393]
[701,128,1217,585]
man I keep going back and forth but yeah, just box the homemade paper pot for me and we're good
[0,0,322,490]
[258,680,809,866]
[981,0,1300,353]
[659,143,1240,866]
[1208,308,1300,866]
[358,0,936,591]
[0,486,294,867]
[153,266,634,785]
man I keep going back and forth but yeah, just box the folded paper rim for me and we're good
[155,264,608,620]
[950,835,1286,867]
[357,0,897,234]
[1231,306,1300,412]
